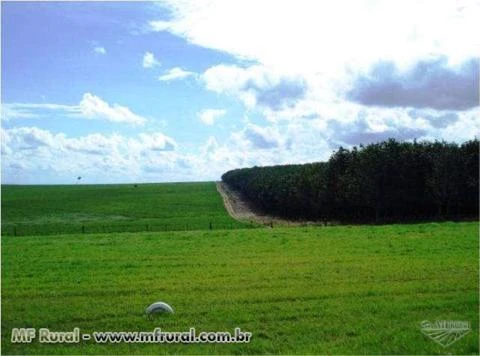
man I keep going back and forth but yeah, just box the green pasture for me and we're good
[1,183,251,236]
[2,222,478,354]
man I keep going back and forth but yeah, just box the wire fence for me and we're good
[2,220,259,237]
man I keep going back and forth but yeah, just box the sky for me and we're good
[1,0,479,184]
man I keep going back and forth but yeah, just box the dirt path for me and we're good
[216,181,321,227]
[216,181,258,222]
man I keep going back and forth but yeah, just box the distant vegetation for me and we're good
[222,139,479,223]
[1,182,251,236]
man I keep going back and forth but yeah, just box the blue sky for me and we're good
[2,0,479,184]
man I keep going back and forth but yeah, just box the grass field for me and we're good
[1,183,251,236]
[2,222,478,354]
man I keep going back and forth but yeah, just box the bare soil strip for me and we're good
[216,181,321,227]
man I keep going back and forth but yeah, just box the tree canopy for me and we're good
[222,139,479,223]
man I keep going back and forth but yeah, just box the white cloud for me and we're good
[62,133,123,155]
[4,1,479,184]
[198,109,226,125]
[203,64,268,107]
[235,123,286,149]
[1,126,180,183]
[78,93,147,125]
[1,120,328,184]
[152,0,479,73]
[3,105,477,184]
[1,103,74,121]
[93,46,106,55]
[158,67,195,81]
[138,132,177,151]
[2,105,41,121]
[203,64,287,93]
[194,104,479,179]
[203,64,308,113]
[4,126,56,150]
[149,20,172,32]
[143,51,161,68]
[190,120,333,180]
[153,0,480,125]
[3,93,147,126]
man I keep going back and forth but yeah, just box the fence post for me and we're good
[82,225,85,234]
[209,222,213,230]
[13,226,17,236]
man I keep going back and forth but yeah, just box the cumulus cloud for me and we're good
[1,126,179,183]
[5,1,480,184]
[231,123,290,150]
[6,126,56,150]
[1,128,11,155]
[2,120,330,184]
[150,0,479,127]
[3,127,176,154]
[62,133,119,155]
[2,93,147,126]
[252,79,306,111]
[241,124,285,149]
[348,57,479,110]
[78,93,147,125]
[150,0,479,74]
[6,107,475,184]
[143,51,161,68]
[327,114,427,146]
[138,132,176,151]
[149,20,171,32]
[427,108,480,142]
[198,109,226,125]
[93,46,106,55]
[158,67,195,81]
[190,120,335,180]
[203,64,307,112]
[200,136,219,155]
[408,110,460,129]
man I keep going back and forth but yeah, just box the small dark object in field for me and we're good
[134,184,138,188]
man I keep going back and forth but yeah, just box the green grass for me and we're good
[1,183,251,235]
[2,222,478,354]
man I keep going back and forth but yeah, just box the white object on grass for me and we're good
[145,301,174,315]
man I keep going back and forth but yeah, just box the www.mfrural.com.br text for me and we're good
[11,327,252,344]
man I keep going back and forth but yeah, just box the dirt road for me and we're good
[216,181,320,227]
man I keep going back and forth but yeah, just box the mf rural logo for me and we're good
[420,320,471,347]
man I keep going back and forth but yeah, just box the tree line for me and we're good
[221,139,479,223]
